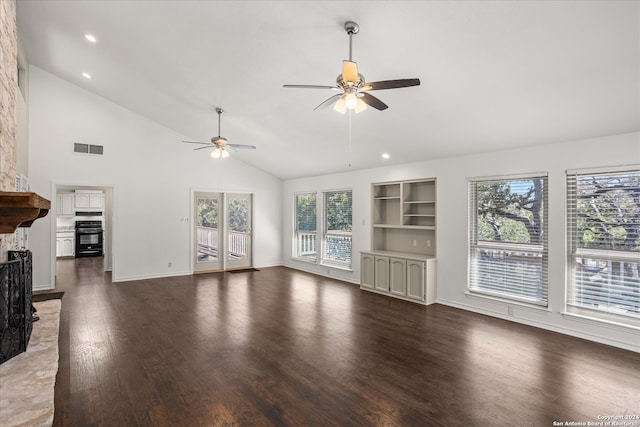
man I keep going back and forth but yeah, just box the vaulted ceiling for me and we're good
[16,1,639,179]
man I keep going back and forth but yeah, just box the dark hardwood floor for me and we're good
[52,257,639,426]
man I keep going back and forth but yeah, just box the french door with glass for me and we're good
[193,192,252,273]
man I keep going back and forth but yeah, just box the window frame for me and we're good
[566,166,640,329]
[468,173,549,307]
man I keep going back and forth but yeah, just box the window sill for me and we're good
[291,257,317,265]
[561,311,640,331]
[464,291,550,312]
[320,262,353,272]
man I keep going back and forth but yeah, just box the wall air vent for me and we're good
[74,143,104,155]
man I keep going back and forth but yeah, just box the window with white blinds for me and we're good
[566,168,640,327]
[294,193,317,261]
[323,190,353,268]
[468,174,548,306]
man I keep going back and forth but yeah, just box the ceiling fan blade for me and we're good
[362,78,421,91]
[359,92,388,110]
[182,140,210,145]
[314,93,343,111]
[342,60,359,84]
[283,84,339,90]
[194,146,212,151]
[227,143,256,150]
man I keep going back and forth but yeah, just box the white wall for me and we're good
[27,66,282,288]
[282,132,640,351]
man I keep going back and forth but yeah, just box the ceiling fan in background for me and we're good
[283,21,420,113]
[182,108,256,158]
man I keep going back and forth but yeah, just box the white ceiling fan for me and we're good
[283,21,420,113]
[182,108,256,158]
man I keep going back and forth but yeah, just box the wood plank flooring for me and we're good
[52,257,639,426]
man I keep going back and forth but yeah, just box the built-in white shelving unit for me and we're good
[362,178,437,305]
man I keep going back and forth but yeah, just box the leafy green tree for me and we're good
[477,179,544,244]
[577,175,640,251]
[296,194,317,232]
[228,199,248,233]
[197,198,218,228]
[326,191,352,232]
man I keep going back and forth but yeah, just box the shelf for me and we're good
[374,196,401,200]
[0,192,51,233]
[374,224,435,230]
[403,214,435,217]
[403,200,435,204]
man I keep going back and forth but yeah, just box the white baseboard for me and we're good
[437,298,640,353]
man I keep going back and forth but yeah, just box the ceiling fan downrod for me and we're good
[216,107,223,137]
[344,21,359,62]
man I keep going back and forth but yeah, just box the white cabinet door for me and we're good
[361,253,375,289]
[61,194,75,215]
[74,193,90,209]
[407,260,426,301]
[61,238,75,256]
[57,233,75,257]
[374,256,389,291]
[389,257,407,296]
[89,194,104,209]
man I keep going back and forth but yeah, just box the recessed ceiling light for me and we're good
[82,72,92,79]
[85,34,97,43]
[382,153,390,159]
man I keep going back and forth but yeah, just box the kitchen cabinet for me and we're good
[56,232,75,257]
[74,192,104,210]
[56,193,75,216]
[360,251,436,305]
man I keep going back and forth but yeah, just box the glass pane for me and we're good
[472,247,545,304]
[575,172,640,252]
[572,258,640,318]
[228,198,249,260]
[295,193,317,259]
[476,179,545,245]
[323,191,352,266]
[196,197,219,263]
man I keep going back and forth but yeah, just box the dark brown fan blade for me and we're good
[314,93,343,110]
[182,140,210,145]
[227,143,256,150]
[360,92,388,110]
[362,78,420,91]
[283,84,340,90]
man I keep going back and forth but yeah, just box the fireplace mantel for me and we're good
[0,192,51,234]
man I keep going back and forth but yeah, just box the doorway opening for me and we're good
[52,184,113,286]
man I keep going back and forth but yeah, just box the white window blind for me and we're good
[323,190,353,268]
[566,168,640,327]
[469,175,548,306]
[294,193,317,260]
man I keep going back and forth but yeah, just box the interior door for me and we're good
[225,193,252,270]
[193,192,223,272]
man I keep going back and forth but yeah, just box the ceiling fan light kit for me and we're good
[283,20,420,113]
[182,107,256,158]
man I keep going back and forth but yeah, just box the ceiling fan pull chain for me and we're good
[348,110,352,168]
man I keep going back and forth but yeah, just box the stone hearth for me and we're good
[0,299,61,427]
